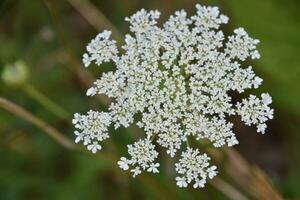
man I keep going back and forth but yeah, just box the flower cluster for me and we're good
[73,110,111,153]
[118,138,159,177]
[236,93,273,134]
[82,30,118,67]
[73,4,274,188]
[175,148,217,188]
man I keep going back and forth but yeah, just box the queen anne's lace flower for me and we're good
[73,4,274,188]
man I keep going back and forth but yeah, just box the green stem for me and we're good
[150,133,157,142]
[24,84,70,120]
[186,137,190,147]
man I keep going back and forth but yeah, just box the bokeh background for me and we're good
[0,0,300,199]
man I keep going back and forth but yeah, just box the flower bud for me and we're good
[1,61,28,87]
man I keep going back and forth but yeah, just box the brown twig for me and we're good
[44,0,111,105]
[0,97,75,150]
[211,177,250,200]
[224,148,283,200]
[66,0,124,44]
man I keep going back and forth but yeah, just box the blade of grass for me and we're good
[44,0,111,105]
[224,147,283,200]
[0,97,75,150]
[211,177,250,200]
[66,0,123,44]
[24,84,70,120]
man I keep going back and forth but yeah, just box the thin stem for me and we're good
[186,137,190,147]
[223,147,283,200]
[150,133,157,142]
[66,0,123,44]
[0,97,75,150]
[210,177,250,200]
[24,84,70,120]
[44,0,111,105]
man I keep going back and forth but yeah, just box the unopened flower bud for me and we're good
[2,61,28,86]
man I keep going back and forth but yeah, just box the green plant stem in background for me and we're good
[24,84,70,120]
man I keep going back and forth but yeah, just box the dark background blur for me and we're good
[0,0,300,199]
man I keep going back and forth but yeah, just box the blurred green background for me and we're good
[0,0,300,199]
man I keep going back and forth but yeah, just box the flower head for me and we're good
[73,4,273,188]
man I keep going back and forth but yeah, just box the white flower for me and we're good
[227,136,239,147]
[147,163,160,173]
[82,53,92,67]
[207,166,218,179]
[86,87,96,96]
[193,179,206,188]
[87,141,102,153]
[118,157,131,170]
[74,4,273,188]
[131,167,142,178]
[225,27,260,61]
[74,131,84,143]
[192,5,228,29]
[176,177,188,188]
[257,123,267,134]
[234,27,247,36]
[262,93,273,105]
[253,76,263,88]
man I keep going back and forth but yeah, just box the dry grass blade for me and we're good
[211,177,250,200]
[44,0,111,105]
[0,97,75,150]
[224,148,283,200]
[66,0,124,43]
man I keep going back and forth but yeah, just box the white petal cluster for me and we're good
[72,110,111,153]
[74,4,274,188]
[82,30,118,67]
[175,148,217,188]
[236,93,274,134]
[118,138,159,177]
[225,28,261,61]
